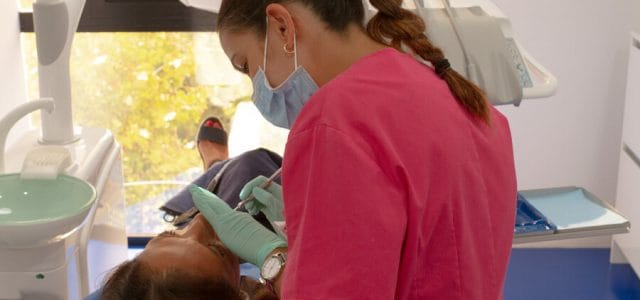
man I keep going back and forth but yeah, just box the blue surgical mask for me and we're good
[252,25,319,129]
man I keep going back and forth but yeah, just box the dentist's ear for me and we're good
[265,3,296,53]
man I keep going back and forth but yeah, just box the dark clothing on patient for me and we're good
[161,148,282,231]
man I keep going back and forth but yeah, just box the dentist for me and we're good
[190,0,517,299]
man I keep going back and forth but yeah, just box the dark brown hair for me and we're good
[100,259,242,300]
[218,0,490,123]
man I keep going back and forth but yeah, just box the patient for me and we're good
[98,117,281,299]
[101,214,277,300]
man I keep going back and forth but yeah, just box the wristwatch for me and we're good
[260,252,287,285]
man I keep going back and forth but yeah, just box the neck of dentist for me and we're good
[287,6,386,87]
[297,24,386,87]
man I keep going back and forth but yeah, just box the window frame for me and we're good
[19,0,217,32]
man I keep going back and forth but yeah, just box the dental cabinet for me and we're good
[513,33,640,248]
[613,32,640,274]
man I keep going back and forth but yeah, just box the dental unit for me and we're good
[0,0,127,299]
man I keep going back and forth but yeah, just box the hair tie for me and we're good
[434,58,451,77]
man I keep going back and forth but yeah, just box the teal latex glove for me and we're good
[189,185,287,267]
[239,175,285,224]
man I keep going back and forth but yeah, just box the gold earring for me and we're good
[283,43,295,55]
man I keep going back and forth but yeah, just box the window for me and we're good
[19,0,288,237]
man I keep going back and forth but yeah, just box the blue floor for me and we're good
[505,249,640,300]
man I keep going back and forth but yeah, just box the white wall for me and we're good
[493,0,635,247]
[0,1,29,146]
[634,0,640,33]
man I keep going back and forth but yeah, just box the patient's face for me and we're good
[138,214,240,286]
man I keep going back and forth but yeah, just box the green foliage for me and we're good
[22,32,251,204]
[73,33,207,203]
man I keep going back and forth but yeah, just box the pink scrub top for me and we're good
[281,48,517,299]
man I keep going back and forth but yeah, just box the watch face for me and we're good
[261,256,282,279]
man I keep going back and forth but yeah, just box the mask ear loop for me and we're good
[292,31,298,69]
[263,17,269,74]
[264,18,299,73]
[282,31,298,69]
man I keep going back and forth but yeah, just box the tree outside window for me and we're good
[21,32,254,205]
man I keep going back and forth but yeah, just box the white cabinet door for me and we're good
[615,149,640,274]
[616,32,640,273]
[622,33,640,154]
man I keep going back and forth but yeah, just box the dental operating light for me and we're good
[179,0,558,106]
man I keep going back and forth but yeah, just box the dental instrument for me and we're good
[234,168,282,211]
[172,158,236,227]
[172,167,281,227]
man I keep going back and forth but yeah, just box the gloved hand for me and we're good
[239,176,285,224]
[189,185,287,267]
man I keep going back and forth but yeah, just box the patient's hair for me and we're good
[101,259,242,300]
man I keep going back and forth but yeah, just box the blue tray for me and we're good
[514,193,556,236]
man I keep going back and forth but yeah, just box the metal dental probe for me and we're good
[233,167,282,211]
[173,167,282,226]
